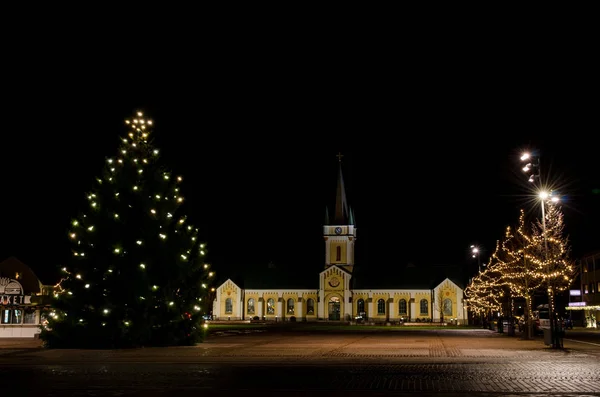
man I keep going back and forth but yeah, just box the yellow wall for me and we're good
[353,293,369,317]
[438,282,458,318]
[263,293,278,320]
[303,293,318,318]
[325,269,345,292]
[414,292,431,319]
[394,293,411,317]
[282,293,299,319]
[219,280,239,318]
[329,242,347,264]
[245,292,259,318]
[324,292,343,319]
[372,293,390,318]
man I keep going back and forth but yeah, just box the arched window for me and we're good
[357,298,365,315]
[336,246,341,261]
[306,298,315,314]
[443,298,452,316]
[398,299,407,315]
[225,298,232,314]
[420,299,428,315]
[287,298,295,314]
[247,298,255,315]
[377,299,385,314]
[267,298,275,314]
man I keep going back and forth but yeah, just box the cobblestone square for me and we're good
[1,328,599,396]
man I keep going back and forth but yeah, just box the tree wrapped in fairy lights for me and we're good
[527,201,575,328]
[464,251,504,320]
[528,202,574,293]
[40,111,214,349]
[488,212,541,338]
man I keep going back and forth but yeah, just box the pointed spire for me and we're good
[349,207,355,226]
[324,206,330,225]
[334,152,350,224]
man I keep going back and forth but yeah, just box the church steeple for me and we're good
[333,152,350,225]
[323,153,357,273]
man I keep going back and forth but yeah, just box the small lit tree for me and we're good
[464,255,503,324]
[41,111,214,348]
[436,288,445,323]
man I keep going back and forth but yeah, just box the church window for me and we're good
[287,298,295,314]
[443,298,452,316]
[247,298,255,315]
[377,299,385,315]
[420,299,428,315]
[306,298,315,314]
[398,299,407,315]
[267,298,275,314]
[357,299,365,315]
[225,298,232,314]
[336,246,341,261]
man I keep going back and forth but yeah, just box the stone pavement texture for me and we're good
[1,328,599,396]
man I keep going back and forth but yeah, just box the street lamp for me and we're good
[521,152,561,348]
[471,245,482,272]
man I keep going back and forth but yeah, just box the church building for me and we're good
[212,156,467,324]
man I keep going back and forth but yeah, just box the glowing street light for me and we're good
[520,151,561,348]
[470,244,482,272]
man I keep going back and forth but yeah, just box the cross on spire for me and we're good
[336,152,344,163]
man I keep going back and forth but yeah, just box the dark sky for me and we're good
[1,42,598,286]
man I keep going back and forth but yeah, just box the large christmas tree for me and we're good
[40,111,213,348]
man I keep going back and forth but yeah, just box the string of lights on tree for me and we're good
[40,112,214,348]
[465,203,574,319]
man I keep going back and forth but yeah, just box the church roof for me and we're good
[215,263,319,290]
[351,262,466,290]
[325,153,353,226]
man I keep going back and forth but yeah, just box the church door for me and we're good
[328,296,341,321]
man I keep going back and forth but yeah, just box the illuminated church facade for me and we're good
[212,157,467,324]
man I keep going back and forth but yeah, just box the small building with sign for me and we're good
[0,257,54,338]
[211,158,466,324]
[567,251,600,328]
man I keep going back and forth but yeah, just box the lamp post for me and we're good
[471,245,482,272]
[470,244,485,327]
[521,152,561,349]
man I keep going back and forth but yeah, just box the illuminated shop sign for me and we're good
[0,277,31,305]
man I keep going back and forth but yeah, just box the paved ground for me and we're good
[1,328,599,396]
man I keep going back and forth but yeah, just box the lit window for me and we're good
[357,299,365,316]
[225,298,232,314]
[443,298,452,316]
[399,299,407,315]
[306,299,315,314]
[287,298,295,314]
[420,299,428,315]
[247,298,255,315]
[377,299,385,314]
[267,298,275,314]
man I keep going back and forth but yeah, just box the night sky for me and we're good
[2,59,599,286]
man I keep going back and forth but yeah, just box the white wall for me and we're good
[0,325,41,338]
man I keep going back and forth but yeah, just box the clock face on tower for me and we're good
[329,277,340,287]
[334,227,342,235]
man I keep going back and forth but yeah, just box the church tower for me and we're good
[323,153,356,274]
